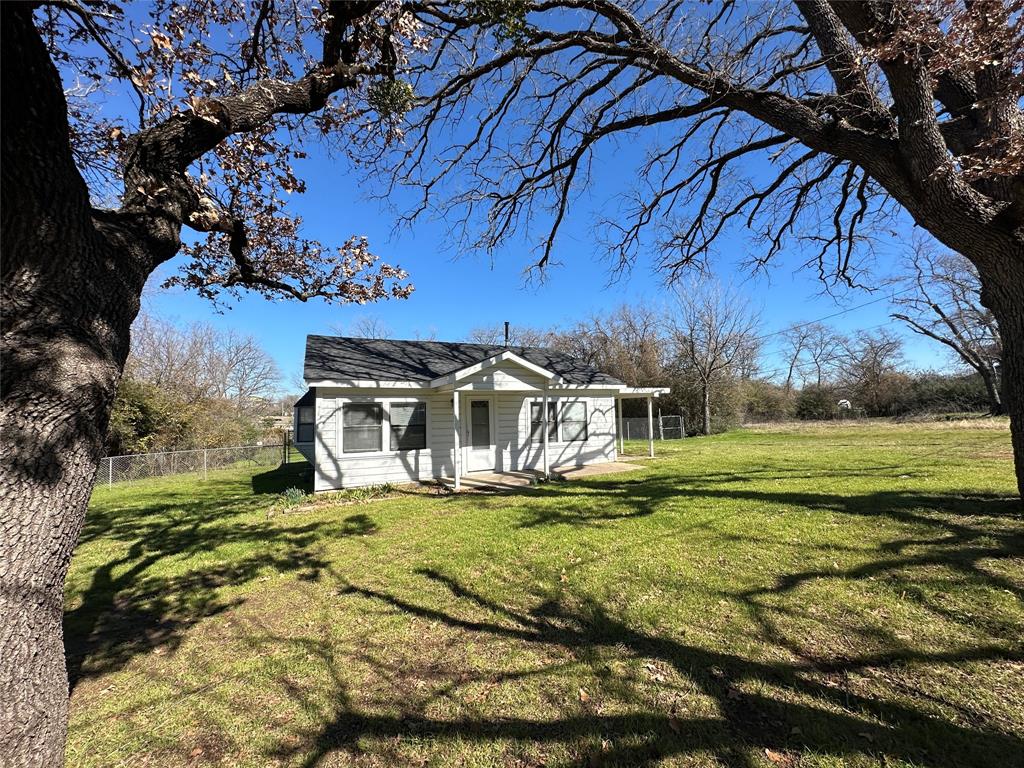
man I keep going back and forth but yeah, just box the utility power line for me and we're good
[754,286,916,346]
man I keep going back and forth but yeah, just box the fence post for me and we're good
[203,448,208,481]
[108,459,112,486]
[658,408,664,441]
[626,421,630,441]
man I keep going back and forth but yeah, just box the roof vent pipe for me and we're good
[504,321,510,348]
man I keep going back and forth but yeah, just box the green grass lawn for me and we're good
[66,421,1023,767]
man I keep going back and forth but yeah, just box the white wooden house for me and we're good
[293,335,668,491]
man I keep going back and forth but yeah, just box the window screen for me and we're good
[342,403,382,453]
[470,400,491,446]
[390,402,427,451]
[530,402,558,442]
[296,406,314,443]
[561,402,588,442]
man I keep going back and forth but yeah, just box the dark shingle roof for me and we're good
[294,390,315,407]
[304,335,623,387]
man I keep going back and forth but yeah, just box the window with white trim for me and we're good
[390,402,427,451]
[342,403,382,453]
[560,402,588,442]
[296,406,314,443]
[530,401,557,442]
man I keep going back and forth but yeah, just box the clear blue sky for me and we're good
[144,141,949,393]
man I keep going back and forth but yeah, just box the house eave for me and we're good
[305,379,434,389]
[616,387,670,398]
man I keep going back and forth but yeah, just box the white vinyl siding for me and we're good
[516,394,615,470]
[457,361,550,391]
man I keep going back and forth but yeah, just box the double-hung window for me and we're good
[342,403,383,453]
[296,406,314,443]
[560,402,588,442]
[530,401,558,442]
[390,402,427,451]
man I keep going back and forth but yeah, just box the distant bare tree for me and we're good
[566,305,669,386]
[780,324,817,392]
[466,323,555,347]
[333,315,393,340]
[126,313,280,406]
[802,323,846,387]
[892,245,1003,413]
[214,331,282,407]
[734,336,764,382]
[289,370,309,395]
[413,326,439,341]
[670,283,761,435]
[125,314,213,402]
[840,329,906,414]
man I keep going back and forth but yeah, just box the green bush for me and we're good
[282,487,307,506]
[742,379,794,422]
[795,386,838,420]
[887,372,992,416]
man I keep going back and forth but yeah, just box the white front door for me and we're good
[463,396,497,472]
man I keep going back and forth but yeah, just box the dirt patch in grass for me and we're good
[970,448,1015,460]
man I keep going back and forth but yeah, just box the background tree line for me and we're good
[119,247,1000,453]
[468,254,1002,435]
[107,313,287,455]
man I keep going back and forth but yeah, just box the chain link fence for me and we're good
[97,444,286,486]
[621,415,685,440]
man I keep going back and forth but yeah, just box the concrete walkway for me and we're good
[439,461,640,492]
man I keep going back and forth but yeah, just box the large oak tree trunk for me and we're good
[979,261,1024,500]
[1,7,149,765]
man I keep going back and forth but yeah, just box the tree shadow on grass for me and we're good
[252,475,1022,766]
[262,566,1022,768]
[506,468,1020,529]
[503,475,1023,643]
[66,468,371,691]
[251,460,313,495]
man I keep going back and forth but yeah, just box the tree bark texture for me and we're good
[1,7,148,765]
[977,259,1024,499]
[0,3,389,762]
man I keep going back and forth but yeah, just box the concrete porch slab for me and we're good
[439,470,540,492]
[438,461,641,493]
[553,461,640,479]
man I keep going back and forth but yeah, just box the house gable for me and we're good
[429,351,564,391]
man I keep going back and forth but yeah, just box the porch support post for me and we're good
[617,397,624,456]
[453,392,462,491]
[542,390,550,479]
[647,396,655,458]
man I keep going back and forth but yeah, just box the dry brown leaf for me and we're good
[764,748,791,766]
[151,31,173,50]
